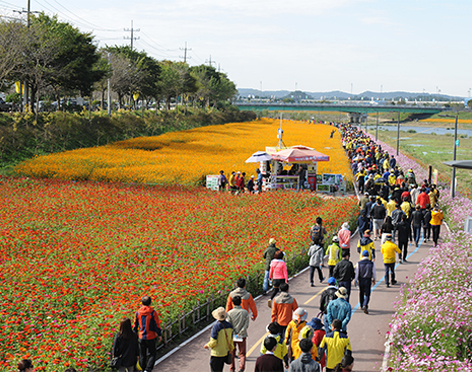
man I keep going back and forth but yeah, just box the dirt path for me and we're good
[154,234,432,372]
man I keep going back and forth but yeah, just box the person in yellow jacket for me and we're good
[260,322,289,369]
[290,325,319,362]
[326,237,342,278]
[380,234,401,288]
[204,307,234,371]
[388,173,396,187]
[285,308,308,362]
[357,230,375,261]
[430,206,444,247]
[386,197,396,217]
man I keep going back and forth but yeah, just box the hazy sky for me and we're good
[2,0,471,96]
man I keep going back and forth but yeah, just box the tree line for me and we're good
[0,13,237,112]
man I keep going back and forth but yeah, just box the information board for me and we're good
[206,175,219,191]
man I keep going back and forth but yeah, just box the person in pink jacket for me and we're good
[338,222,351,257]
[268,250,288,307]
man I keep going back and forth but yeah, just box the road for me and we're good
[154,234,432,372]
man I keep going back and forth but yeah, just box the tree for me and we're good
[189,65,237,107]
[157,61,197,110]
[0,20,27,86]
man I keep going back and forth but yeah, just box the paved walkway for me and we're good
[155,234,432,372]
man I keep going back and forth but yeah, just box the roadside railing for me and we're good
[156,247,310,352]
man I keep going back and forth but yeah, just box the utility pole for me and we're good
[124,20,140,50]
[396,111,400,155]
[206,55,216,67]
[451,113,458,198]
[23,0,31,112]
[179,42,191,63]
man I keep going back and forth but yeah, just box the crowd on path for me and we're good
[15,123,445,372]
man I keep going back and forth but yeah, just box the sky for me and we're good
[1,0,471,97]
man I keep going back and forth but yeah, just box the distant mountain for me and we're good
[237,88,464,101]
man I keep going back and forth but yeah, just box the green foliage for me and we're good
[5,93,21,104]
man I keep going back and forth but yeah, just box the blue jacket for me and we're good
[325,298,352,333]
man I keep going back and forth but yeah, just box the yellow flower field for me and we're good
[14,118,352,185]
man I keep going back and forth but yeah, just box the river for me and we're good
[366,125,472,137]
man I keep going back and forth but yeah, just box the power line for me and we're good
[0,0,21,10]
[124,20,139,50]
[179,42,191,63]
[140,30,178,51]
[137,38,177,58]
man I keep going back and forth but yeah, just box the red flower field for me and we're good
[0,177,357,371]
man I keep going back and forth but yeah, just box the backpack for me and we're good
[310,225,322,244]
[321,288,337,313]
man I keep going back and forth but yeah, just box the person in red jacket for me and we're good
[133,296,162,372]
[417,188,431,210]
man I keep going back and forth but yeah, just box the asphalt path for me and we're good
[154,233,432,372]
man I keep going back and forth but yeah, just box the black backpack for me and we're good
[310,225,322,244]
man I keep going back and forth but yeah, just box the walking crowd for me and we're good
[14,123,445,372]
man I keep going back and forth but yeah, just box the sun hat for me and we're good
[212,307,228,321]
[342,222,349,229]
[298,325,314,340]
[307,317,323,330]
[335,287,348,299]
[269,238,276,245]
[328,277,336,285]
[293,307,308,321]
[385,234,393,241]
[332,236,339,243]
[362,250,369,257]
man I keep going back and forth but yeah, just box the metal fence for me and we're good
[156,247,310,352]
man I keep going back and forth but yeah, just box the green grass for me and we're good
[376,130,472,192]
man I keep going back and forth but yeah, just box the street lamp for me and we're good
[443,113,459,197]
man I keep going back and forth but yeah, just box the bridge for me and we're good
[234,102,446,123]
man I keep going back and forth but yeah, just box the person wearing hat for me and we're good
[308,318,326,369]
[319,277,338,315]
[337,222,351,258]
[354,250,377,314]
[285,307,308,362]
[204,307,234,372]
[246,175,255,193]
[326,236,342,278]
[325,288,352,333]
[357,230,375,262]
[262,238,280,292]
[380,234,401,288]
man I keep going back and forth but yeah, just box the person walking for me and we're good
[268,250,288,307]
[380,216,394,245]
[226,296,249,372]
[260,322,289,369]
[326,237,342,278]
[380,234,401,288]
[430,205,444,247]
[204,307,234,372]
[325,288,352,334]
[422,205,432,243]
[289,338,322,372]
[226,278,258,321]
[337,222,351,257]
[271,282,298,337]
[310,217,328,247]
[357,230,375,261]
[319,277,338,316]
[133,296,162,372]
[112,318,139,372]
[262,238,280,292]
[285,308,308,362]
[318,319,352,372]
[397,214,412,262]
[411,205,424,247]
[333,252,355,303]
[333,355,355,372]
[255,337,284,372]
[357,210,370,237]
[308,318,326,370]
[308,241,325,287]
[391,204,405,241]
[218,170,228,191]
[371,198,386,240]
[354,250,376,314]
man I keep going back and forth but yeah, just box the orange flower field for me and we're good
[14,119,352,185]
[0,177,358,371]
